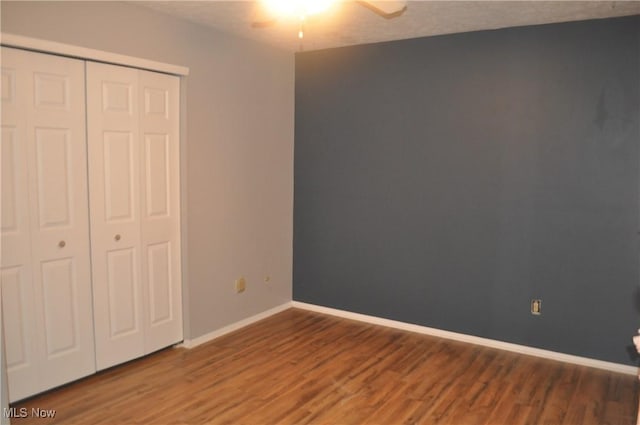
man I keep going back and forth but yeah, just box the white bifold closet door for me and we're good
[1,47,96,402]
[86,62,182,371]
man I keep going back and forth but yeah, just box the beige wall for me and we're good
[1,1,295,340]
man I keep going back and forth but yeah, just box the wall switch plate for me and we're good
[531,299,542,315]
[235,277,246,293]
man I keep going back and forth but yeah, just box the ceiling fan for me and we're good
[251,0,408,34]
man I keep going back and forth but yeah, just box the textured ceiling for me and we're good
[138,1,640,52]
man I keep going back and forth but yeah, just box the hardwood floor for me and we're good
[11,308,638,424]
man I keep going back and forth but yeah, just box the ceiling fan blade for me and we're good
[251,18,279,29]
[251,3,280,29]
[357,0,407,18]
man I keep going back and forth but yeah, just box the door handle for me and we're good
[114,234,121,241]
[58,240,66,248]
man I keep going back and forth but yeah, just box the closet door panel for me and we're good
[1,47,95,401]
[25,49,96,393]
[87,62,144,370]
[1,48,39,402]
[139,70,182,353]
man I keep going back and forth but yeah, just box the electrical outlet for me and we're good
[235,277,246,293]
[531,299,541,315]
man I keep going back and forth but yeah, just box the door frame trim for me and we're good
[0,33,189,76]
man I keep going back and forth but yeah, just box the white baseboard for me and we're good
[181,302,292,349]
[291,301,638,376]
[179,300,637,376]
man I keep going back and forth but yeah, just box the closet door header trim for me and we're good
[1,33,190,76]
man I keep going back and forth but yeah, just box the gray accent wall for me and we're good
[2,1,294,341]
[294,16,640,365]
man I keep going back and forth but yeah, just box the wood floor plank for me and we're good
[10,308,638,424]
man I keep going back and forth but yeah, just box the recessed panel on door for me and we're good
[145,134,170,218]
[34,73,69,110]
[40,258,78,357]
[2,68,16,103]
[102,81,133,114]
[35,127,72,229]
[1,265,38,401]
[103,131,135,222]
[2,126,19,233]
[1,267,32,370]
[147,242,172,326]
[106,248,140,338]
[144,87,169,118]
